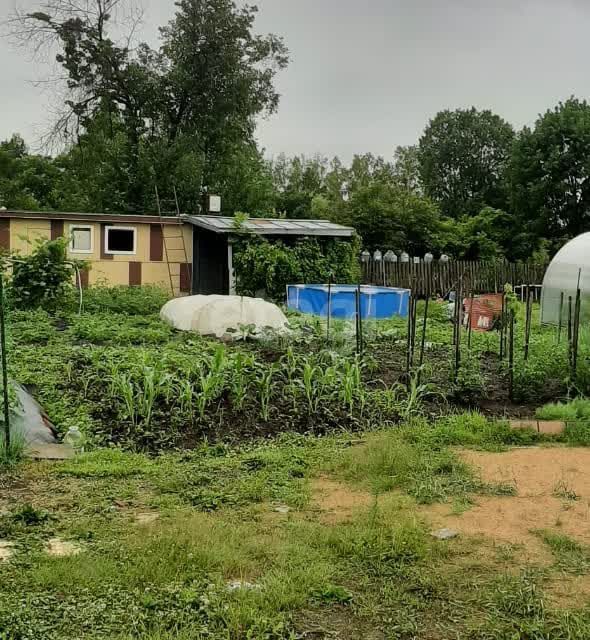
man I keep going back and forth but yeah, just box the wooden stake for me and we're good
[406,293,414,383]
[557,291,564,345]
[524,285,533,361]
[499,291,505,360]
[572,287,582,380]
[509,309,515,401]
[454,283,463,383]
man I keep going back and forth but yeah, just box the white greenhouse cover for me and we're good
[541,233,590,324]
[160,295,288,338]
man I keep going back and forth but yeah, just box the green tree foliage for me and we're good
[419,108,514,218]
[441,207,510,260]
[342,184,443,254]
[510,98,590,257]
[0,136,60,210]
[271,155,329,218]
[14,0,288,214]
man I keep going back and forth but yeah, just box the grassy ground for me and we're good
[2,416,590,639]
[3,288,590,637]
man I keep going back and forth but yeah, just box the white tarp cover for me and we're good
[11,383,57,445]
[541,233,590,324]
[161,295,288,338]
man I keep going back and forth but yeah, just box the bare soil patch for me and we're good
[45,538,82,557]
[423,447,590,555]
[0,541,14,562]
[311,477,373,523]
[546,573,590,609]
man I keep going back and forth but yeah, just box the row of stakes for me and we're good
[328,280,583,402]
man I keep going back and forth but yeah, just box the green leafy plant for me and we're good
[232,235,359,300]
[8,238,83,312]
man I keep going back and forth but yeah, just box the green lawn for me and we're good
[2,419,590,639]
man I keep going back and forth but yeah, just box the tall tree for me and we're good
[10,0,288,213]
[510,97,590,257]
[341,182,442,254]
[392,145,422,194]
[419,107,514,218]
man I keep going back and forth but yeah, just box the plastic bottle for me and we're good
[63,427,84,453]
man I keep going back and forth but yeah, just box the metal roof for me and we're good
[184,215,355,237]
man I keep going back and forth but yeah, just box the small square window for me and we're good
[69,225,93,254]
[105,227,137,255]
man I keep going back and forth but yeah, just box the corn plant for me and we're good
[230,351,254,411]
[340,358,363,417]
[196,346,228,419]
[257,364,276,421]
[177,379,194,418]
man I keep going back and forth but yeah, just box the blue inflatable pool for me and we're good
[287,285,410,320]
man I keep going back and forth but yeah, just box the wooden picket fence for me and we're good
[361,259,548,297]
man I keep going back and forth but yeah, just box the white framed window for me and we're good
[105,226,137,255]
[69,224,93,254]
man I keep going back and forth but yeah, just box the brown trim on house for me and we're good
[150,225,164,261]
[78,267,89,289]
[50,219,64,240]
[180,263,191,293]
[100,224,113,260]
[0,219,10,250]
[0,210,181,226]
[129,262,142,286]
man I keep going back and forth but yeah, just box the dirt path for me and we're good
[424,447,590,552]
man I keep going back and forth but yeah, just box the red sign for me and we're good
[464,294,503,332]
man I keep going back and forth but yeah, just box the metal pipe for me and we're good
[509,309,515,401]
[0,271,10,449]
[417,296,429,385]
[557,291,564,345]
[326,277,332,343]
[467,291,475,350]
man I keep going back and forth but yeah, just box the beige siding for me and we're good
[8,217,193,296]
[11,219,51,255]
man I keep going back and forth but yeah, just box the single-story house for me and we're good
[0,210,355,296]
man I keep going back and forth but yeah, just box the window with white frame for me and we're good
[105,226,137,255]
[69,224,93,254]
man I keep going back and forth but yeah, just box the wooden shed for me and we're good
[185,216,356,296]
[0,210,355,297]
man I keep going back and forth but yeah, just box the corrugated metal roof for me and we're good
[184,215,355,237]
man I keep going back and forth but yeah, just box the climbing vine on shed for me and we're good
[232,234,360,300]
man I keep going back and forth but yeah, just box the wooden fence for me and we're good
[361,260,548,297]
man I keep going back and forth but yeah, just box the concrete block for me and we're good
[28,444,75,460]
[510,420,539,432]
[537,421,566,435]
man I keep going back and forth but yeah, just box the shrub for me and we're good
[9,238,82,312]
[233,233,360,300]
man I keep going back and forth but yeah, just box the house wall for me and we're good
[6,218,193,296]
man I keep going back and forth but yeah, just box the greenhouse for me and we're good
[541,232,590,324]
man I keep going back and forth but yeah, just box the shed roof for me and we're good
[0,210,181,225]
[185,215,355,237]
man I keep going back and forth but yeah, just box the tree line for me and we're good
[2,1,589,261]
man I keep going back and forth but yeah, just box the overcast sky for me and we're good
[2,0,590,161]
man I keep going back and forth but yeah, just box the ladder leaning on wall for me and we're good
[154,186,192,296]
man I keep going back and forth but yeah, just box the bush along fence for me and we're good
[361,256,549,297]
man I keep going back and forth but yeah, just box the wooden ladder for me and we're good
[154,186,192,296]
